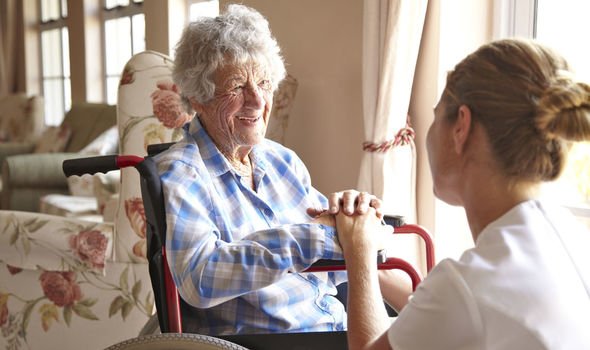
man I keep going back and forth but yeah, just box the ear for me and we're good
[453,105,473,155]
[189,97,206,116]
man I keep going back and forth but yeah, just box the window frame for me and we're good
[38,0,71,125]
[101,0,145,104]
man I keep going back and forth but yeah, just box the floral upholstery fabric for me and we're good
[0,211,153,349]
[115,50,183,263]
[0,211,112,275]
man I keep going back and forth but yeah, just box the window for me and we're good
[39,0,71,126]
[189,0,219,21]
[102,0,145,104]
[533,0,590,229]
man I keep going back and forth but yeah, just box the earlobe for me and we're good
[189,97,205,115]
[453,105,472,154]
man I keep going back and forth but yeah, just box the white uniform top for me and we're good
[388,200,590,350]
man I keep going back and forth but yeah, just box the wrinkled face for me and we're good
[192,62,274,154]
[426,95,461,205]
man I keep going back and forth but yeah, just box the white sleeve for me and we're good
[387,260,484,350]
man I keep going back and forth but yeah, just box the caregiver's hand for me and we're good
[335,207,392,255]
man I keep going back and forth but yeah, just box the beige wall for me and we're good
[223,0,365,195]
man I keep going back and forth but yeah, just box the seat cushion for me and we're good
[34,125,72,153]
[62,103,117,152]
[39,193,99,219]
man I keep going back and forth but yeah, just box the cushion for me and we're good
[61,103,117,152]
[39,193,99,218]
[34,124,72,153]
[66,126,119,197]
[66,174,96,197]
[0,94,45,143]
[79,125,119,155]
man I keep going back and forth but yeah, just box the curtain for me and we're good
[0,0,18,96]
[358,0,428,222]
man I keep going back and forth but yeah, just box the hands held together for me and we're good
[308,190,392,256]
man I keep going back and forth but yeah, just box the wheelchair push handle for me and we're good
[63,155,145,177]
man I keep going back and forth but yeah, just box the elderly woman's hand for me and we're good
[311,212,336,227]
[307,190,383,219]
[335,207,392,256]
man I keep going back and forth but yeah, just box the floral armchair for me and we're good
[0,51,180,350]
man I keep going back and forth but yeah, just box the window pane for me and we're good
[536,0,590,81]
[41,0,60,22]
[64,77,72,113]
[105,17,132,75]
[132,14,145,54]
[105,0,130,10]
[61,0,68,17]
[106,77,120,105]
[43,79,64,126]
[61,28,70,78]
[41,29,62,77]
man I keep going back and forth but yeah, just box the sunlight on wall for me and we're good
[432,0,494,261]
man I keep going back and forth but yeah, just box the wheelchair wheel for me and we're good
[105,333,249,350]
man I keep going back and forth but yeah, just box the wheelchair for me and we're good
[63,143,434,350]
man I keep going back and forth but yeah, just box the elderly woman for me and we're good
[156,5,385,336]
[336,38,590,349]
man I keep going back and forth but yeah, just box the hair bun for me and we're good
[535,75,590,141]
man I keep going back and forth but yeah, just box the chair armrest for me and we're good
[0,210,113,273]
[2,152,82,188]
[0,141,35,165]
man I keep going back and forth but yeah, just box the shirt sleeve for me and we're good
[161,158,343,309]
[387,260,484,350]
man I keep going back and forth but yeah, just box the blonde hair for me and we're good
[443,38,590,182]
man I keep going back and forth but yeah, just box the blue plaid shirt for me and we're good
[155,118,347,335]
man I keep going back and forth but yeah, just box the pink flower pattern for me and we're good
[151,81,194,128]
[119,66,135,86]
[125,198,146,239]
[125,198,147,259]
[6,265,22,275]
[69,230,109,269]
[39,271,83,307]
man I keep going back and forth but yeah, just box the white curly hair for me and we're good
[172,4,286,104]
